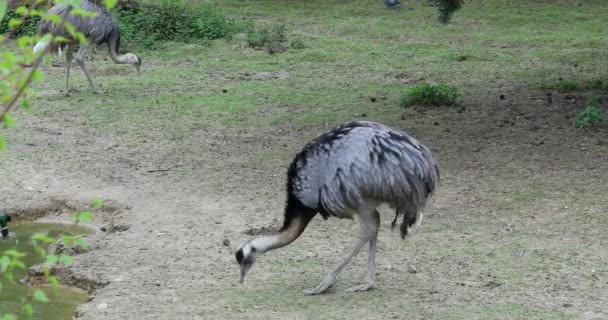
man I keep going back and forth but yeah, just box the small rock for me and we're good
[370,97,377,102]
[407,264,418,274]
[222,239,230,247]
[499,94,505,100]
[96,303,108,310]
[433,121,439,126]
[100,226,107,232]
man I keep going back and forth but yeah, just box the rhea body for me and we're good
[33,0,141,95]
[236,121,440,294]
[383,0,401,9]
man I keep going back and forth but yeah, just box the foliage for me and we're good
[290,37,306,50]
[400,82,459,108]
[430,0,463,23]
[246,24,288,54]
[589,79,608,91]
[115,2,234,49]
[1,0,109,317]
[557,79,579,91]
[0,9,40,37]
[573,98,605,129]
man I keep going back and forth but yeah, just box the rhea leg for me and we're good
[346,209,380,292]
[303,207,378,295]
[64,45,74,96]
[75,45,98,93]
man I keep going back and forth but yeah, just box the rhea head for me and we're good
[236,240,258,283]
[122,53,142,75]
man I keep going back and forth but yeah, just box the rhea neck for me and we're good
[249,214,314,254]
[107,30,138,65]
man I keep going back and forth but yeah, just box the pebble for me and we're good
[222,239,230,246]
[96,303,108,310]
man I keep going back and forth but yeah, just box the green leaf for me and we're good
[0,256,10,272]
[1,314,17,320]
[92,198,103,209]
[8,18,22,29]
[2,113,16,128]
[59,254,75,265]
[74,238,88,250]
[22,98,31,111]
[34,246,47,258]
[0,132,6,152]
[105,0,118,10]
[78,211,93,222]
[33,289,49,302]
[23,303,33,317]
[3,250,26,258]
[15,6,27,15]
[44,254,58,266]
[0,1,7,22]
[49,276,59,289]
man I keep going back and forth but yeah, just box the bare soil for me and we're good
[2,80,606,319]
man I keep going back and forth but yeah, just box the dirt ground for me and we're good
[2,82,607,319]
[2,1,608,319]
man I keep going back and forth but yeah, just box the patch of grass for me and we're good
[245,24,288,54]
[589,79,608,90]
[400,82,459,108]
[556,79,579,91]
[115,2,234,48]
[573,98,605,129]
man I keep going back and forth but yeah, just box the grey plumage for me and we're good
[34,0,141,95]
[236,121,440,294]
[383,0,401,8]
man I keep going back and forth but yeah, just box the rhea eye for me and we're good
[235,250,244,264]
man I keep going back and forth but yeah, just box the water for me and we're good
[0,223,93,320]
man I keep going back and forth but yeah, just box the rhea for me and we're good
[33,0,141,95]
[236,121,440,295]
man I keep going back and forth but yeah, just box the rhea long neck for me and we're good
[250,214,313,254]
[107,30,135,65]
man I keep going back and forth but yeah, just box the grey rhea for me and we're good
[384,0,401,9]
[33,0,141,95]
[236,121,440,295]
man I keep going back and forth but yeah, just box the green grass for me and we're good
[400,82,459,108]
[573,98,605,128]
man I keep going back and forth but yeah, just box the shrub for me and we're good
[0,9,40,37]
[290,37,306,49]
[557,79,579,91]
[400,82,459,108]
[115,2,234,49]
[246,24,287,52]
[573,98,605,128]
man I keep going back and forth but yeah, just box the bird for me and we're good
[33,0,141,95]
[236,120,440,295]
[383,0,401,9]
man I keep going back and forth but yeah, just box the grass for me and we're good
[573,98,605,128]
[400,82,459,108]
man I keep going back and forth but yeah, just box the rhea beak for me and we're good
[239,263,251,284]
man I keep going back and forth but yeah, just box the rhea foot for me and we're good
[302,274,336,295]
[346,281,375,292]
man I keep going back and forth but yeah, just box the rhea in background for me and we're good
[236,121,440,295]
[33,0,141,95]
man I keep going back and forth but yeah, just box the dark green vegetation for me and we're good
[115,2,236,48]
[0,223,91,319]
[3,0,607,319]
[400,82,459,107]
[0,9,40,37]
[574,98,605,128]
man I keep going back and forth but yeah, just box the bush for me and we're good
[400,82,459,108]
[246,24,287,52]
[115,2,234,48]
[0,9,40,37]
[290,37,306,49]
[573,98,605,128]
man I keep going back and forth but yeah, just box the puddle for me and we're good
[0,222,94,319]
